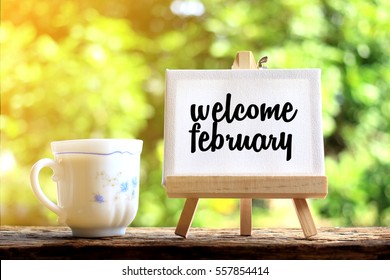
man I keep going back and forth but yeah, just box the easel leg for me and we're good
[240,198,252,236]
[293,199,317,238]
[175,198,199,238]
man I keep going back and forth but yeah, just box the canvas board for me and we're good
[163,69,325,185]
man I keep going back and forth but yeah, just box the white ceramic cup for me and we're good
[30,139,143,237]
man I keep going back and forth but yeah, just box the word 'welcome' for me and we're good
[188,93,298,161]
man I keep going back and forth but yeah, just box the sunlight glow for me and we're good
[170,0,205,17]
[0,151,16,174]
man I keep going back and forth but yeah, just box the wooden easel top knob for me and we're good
[231,51,257,69]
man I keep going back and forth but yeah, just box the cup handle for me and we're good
[30,158,64,217]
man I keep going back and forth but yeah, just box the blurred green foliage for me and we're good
[1,0,389,227]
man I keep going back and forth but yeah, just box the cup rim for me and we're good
[51,139,143,154]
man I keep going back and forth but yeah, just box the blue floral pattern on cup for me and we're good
[92,171,138,203]
[94,194,105,203]
[120,181,129,193]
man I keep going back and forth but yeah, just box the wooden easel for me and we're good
[166,51,327,239]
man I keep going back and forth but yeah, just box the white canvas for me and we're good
[163,69,325,184]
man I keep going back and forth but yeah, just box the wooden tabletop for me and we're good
[1,226,389,260]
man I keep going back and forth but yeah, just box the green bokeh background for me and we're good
[1,0,389,228]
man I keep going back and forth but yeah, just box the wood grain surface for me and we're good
[1,226,389,260]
